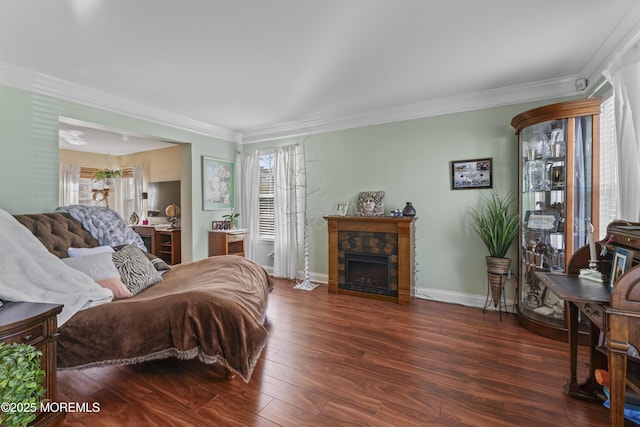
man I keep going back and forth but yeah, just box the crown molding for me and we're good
[584,3,640,93]
[0,61,242,143]
[241,76,583,143]
[0,61,583,146]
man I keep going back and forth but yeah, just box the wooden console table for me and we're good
[324,216,415,304]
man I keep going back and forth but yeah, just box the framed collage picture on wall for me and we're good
[202,156,234,210]
[450,158,493,190]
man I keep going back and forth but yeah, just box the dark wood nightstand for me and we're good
[0,301,64,426]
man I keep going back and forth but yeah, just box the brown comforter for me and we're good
[57,255,273,382]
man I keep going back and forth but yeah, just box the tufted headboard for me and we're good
[14,213,99,258]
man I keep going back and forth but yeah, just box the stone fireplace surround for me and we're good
[324,216,416,304]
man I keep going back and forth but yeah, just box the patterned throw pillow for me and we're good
[111,245,163,295]
[112,245,171,272]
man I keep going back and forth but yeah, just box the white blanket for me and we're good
[0,209,113,325]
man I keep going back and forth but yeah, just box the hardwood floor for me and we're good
[57,278,610,426]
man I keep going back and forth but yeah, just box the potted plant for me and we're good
[0,342,46,427]
[469,191,519,307]
[221,212,240,229]
[92,169,122,188]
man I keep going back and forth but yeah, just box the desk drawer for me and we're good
[609,229,640,251]
[2,322,45,345]
[227,233,244,243]
[582,303,606,330]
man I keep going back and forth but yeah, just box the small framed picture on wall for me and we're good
[450,158,493,190]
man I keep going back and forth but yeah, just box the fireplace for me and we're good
[344,252,393,296]
[324,216,416,304]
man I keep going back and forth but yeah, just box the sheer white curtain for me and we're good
[132,165,144,218]
[604,43,640,221]
[59,164,80,206]
[241,150,261,261]
[111,177,125,218]
[273,144,298,279]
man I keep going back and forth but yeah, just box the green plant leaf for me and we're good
[470,191,519,259]
[0,343,45,427]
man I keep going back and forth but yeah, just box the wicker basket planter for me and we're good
[486,256,511,307]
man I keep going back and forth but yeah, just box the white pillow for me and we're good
[62,253,132,299]
[68,246,115,257]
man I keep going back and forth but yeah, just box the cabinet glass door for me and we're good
[520,118,567,324]
[519,115,593,328]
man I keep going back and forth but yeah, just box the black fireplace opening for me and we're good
[344,252,394,296]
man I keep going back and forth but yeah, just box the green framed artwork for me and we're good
[202,156,234,210]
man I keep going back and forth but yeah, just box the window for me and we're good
[78,167,135,218]
[599,94,619,239]
[259,152,275,238]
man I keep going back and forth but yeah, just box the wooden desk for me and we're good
[131,225,156,253]
[536,272,610,402]
[155,229,181,265]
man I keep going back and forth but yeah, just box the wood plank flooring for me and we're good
[57,278,611,426]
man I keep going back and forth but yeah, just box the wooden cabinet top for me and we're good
[0,301,62,333]
[510,98,601,133]
[323,216,417,223]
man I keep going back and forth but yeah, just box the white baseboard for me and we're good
[414,287,516,312]
[262,267,514,313]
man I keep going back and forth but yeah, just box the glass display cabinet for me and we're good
[511,98,601,342]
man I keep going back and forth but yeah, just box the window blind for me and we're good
[259,153,275,238]
[599,95,619,239]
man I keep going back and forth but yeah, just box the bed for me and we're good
[6,211,273,382]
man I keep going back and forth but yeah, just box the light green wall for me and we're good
[0,84,238,261]
[0,80,576,299]
[246,98,573,298]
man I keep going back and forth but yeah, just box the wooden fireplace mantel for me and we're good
[324,216,416,304]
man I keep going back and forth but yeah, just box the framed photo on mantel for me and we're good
[450,158,492,190]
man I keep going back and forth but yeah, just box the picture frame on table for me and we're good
[334,202,348,216]
[211,220,231,230]
[450,158,492,190]
[610,247,633,292]
[202,156,234,210]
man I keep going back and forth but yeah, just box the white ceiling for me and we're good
[58,118,176,155]
[2,0,640,149]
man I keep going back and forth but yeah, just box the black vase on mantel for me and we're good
[401,202,416,217]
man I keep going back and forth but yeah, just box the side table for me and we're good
[0,301,64,426]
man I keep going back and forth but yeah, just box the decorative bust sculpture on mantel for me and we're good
[355,191,385,217]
